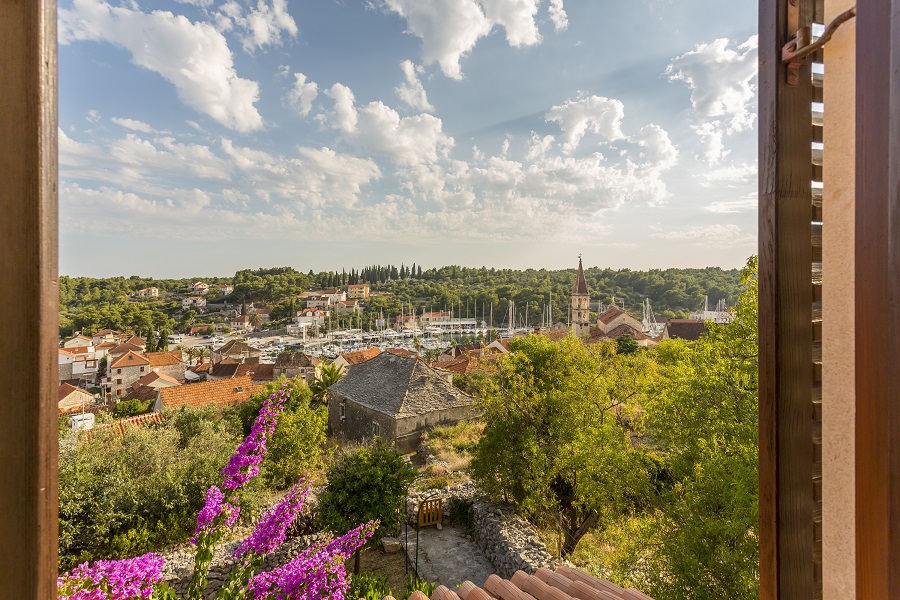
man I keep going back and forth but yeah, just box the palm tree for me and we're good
[413,335,422,356]
[249,313,262,331]
[310,363,344,408]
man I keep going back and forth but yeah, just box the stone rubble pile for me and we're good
[405,481,567,579]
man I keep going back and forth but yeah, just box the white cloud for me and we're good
[705,193,757,213]
[86,109,101,123]
[284,73,319,117]
[395,60,435,112]
[321,83,454,166]
[545,95,626,152]
[525,132,555,160]
[319,84,359,132]
[548,0,567,32]
[59,0,263,132]
[217,0,298,53]
[111,117,155,133]
[480,0,542,46]
[220,139,381,208]
[650,224,755,246]
[666,36,758,163]
[383,0,491,79]
[699,161,757,187]
[383,0,549,80]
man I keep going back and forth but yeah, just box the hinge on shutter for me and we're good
[783,5,857,85]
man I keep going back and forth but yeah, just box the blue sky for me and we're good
[58,0,758,278]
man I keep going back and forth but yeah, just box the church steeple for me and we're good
[571,255,591,336]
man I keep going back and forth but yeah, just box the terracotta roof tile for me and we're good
[340,347,382,365]
[385,347,418,358]
[158,376,261,410]
[378,566,654,600]
[99,412,163,440]
[131,371,180,390]
[109,350,150,369]
[109,342,145,356]
[147,350,185,368]
[597,305,626,325]
[275,352,322,368]
[58,382,88,403]
[605,323,649,340]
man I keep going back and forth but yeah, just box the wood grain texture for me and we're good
[0,0,59,596]
[854,0,900,598]
[759,0,817,598]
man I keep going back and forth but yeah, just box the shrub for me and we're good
[348,573,393,600]
[57,405,261,570]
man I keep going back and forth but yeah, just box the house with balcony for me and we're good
[347,283,369,299]
[182,296,207,310]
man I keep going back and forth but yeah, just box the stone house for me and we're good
[108,350,151,397]
[58,383,94,414]
[273,352,322,384]
[210,339,260,364]
[328,352,476,452]
[595,305,643,336]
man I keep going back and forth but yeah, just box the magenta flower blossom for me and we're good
[58,553,164,600]
[235,483,310,559]
[247,520,376,600]
[221,389,287,490]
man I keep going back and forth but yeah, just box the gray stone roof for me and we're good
[328,352,473,418]
[275,352,322,368]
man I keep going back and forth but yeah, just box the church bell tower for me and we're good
[571,255,590,337]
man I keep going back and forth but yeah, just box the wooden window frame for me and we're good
[0,3,58,598]
[853,0,900,597]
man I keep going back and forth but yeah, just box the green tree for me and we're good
[615,333,640,355]
[249,313,262,330]
[630,258,759,600]
[470,334,652,556]
[310,363,344,408]
[317,439,416,574]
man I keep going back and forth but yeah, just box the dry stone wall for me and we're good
[405,481,568,579]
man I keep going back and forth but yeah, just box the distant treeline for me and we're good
[59,262,745,336]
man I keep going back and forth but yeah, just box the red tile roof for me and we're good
[99,412,163,440]
[605,323,649,340]
[385,347,418,358]
[340,347,382,365]
[157,376,261,410]
[109,350,150,369]
[597,305,626,325]
[386,566,653,600]
[147,350,184,368]
[130,371,180,390]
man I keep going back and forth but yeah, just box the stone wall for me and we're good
[405,482,565,579]
[159,533,327,600]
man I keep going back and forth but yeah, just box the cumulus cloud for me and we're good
[666,35,758,162]
[545,95,626,152]
[650,223,755,246]
[320,82,453,165]
[383,0,549,79]
[548,0,567,31]
[217,0,298,53]
[395,60,435,112]
[284,72,318,117]
[480,0,542,46]
[59,0,263,132]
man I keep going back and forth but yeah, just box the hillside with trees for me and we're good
[59,264,741,336]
